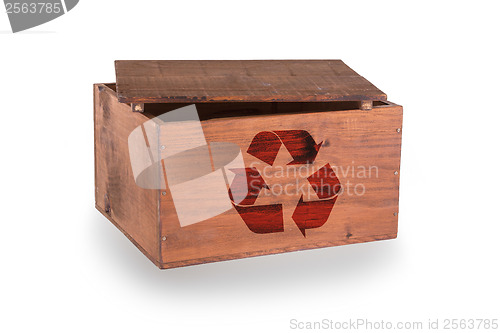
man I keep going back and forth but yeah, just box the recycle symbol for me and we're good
[228,130,342,237]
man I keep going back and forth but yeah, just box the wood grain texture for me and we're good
[95,69,402,269]
[159,233,397,269]
[115,60,387,104]
[158,102,403,268]
[94,84,161,264]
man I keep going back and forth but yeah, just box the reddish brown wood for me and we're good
[234,204,285,234]
[115,60,387,104]
[292,195,338,237]
[158,102,403,267]
[228,167,269,206]
[131,103,144,113]
[307,164,342,199]
[94,60,402,269]
[94,84,161,265]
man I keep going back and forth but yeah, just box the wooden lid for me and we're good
[115,60,386,104]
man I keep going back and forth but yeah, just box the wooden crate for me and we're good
[94,60,403,269]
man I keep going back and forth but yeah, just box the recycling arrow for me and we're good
[233,204,284,234]
[232,130,341,237]
[246,131,282,166]
[292,163,342,236]
[292,195,338,236]
[307,163,342,199]
[228,167,284,234]
[247,130,322,166]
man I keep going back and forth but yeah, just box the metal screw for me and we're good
[160,145,166,150]
[161,236,167,241]
[394,171,399,175]
[396,128,401,133]
[393,212,398,216]
[162,191,167,196]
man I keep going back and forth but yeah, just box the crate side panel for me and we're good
[94,84,160,264]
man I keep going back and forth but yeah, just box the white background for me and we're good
[1,1,499,332]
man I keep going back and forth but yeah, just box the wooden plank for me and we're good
[157,102,402,268]
[159,234,397,269]
[115,60,387,104]
[94,84,161,265]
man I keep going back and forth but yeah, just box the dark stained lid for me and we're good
[115,60,386,104]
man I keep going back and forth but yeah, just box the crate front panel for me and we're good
[159,104,402,267]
